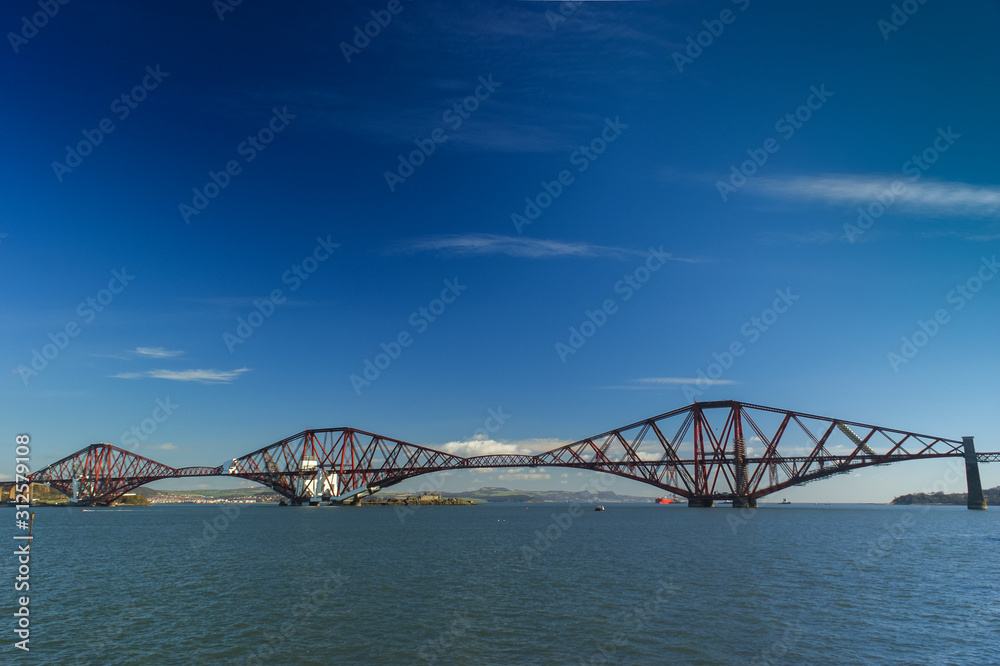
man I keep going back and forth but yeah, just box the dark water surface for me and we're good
[3,503,998,664]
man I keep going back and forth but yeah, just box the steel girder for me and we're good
[226,428,469,503]
[528,400,970,501]
[27,443,221,505]
[27,402,997,505]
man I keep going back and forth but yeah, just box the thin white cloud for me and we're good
[753,175,1000,218]
[439,437,567,458]
[111,368,251,384]
[603,377,737,389]
[636,377,736,386]
[132,347,184,359]
[398,234,642,259]
[498,471,552,481]
[137,442,180,451]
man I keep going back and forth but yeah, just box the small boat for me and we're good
[594,505,606,512]
[779,499,791,505]
[655,497,676,504]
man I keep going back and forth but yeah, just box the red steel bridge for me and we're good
[27,401,998,509]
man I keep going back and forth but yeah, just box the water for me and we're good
[3,503,998,664]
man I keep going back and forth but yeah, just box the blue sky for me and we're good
[2,0,999,502]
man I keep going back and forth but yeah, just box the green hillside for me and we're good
[891,486,1000,505]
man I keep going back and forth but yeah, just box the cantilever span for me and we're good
[27,400,998,508]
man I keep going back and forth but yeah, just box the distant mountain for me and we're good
[138,487,278,499]
[443,487,657,504]
[890,486,1000,505]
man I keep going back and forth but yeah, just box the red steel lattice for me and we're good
[27,401,996,505]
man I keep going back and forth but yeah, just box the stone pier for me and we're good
[964,436,988,510]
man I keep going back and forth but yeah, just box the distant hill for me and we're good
[442,487,657,504]
[148,487,279,499]
[891,486,1000,505]
[0,483,69,504]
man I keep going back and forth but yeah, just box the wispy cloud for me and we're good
[637,377,736,386]
[603,377,737,389]
[497,469,552,482]
[132,347,184,359]
[439,437,567,458]
[111,368,251,384]
[397,233,645,259]
[752,175,1000,218]
[135,442,183,451]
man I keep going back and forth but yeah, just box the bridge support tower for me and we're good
[964,436,987,510]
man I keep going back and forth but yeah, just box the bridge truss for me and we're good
[26,401,998,507]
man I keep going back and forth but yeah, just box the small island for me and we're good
[362,493,475,506]
[891,485,1000,505]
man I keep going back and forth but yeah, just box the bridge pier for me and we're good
[687,497,714,508]
[964,436,987,510]
[733,497,757,508]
